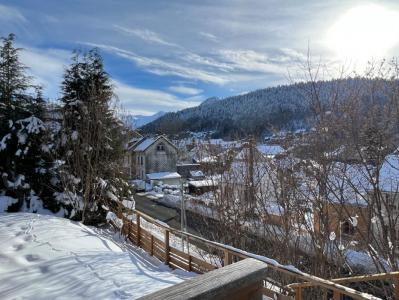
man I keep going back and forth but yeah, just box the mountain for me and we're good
[140,78,389,139]
[127,111,166,128]
[199,97,220,106]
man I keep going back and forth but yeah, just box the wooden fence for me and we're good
[112,208,395,299]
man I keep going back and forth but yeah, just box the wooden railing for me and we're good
[112,208,385,299]
[289,272,399,300]
[139,258,268,300]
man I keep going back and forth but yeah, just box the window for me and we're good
[342,220,355,236]
[157,143,165,151]
[140,156,143,165]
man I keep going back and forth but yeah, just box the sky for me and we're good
[1,0,399,115]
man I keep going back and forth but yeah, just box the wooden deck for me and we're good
[111,208,394,299]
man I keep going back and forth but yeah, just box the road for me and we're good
[133,193,205,236]
[133,193,181,228]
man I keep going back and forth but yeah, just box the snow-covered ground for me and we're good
[0,213,195,299]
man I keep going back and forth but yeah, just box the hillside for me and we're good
[140,78,382,138]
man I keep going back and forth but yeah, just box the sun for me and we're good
[327,4,399,63]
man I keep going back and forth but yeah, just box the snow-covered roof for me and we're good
[146,172,181,180]
[134,137,157,152]
[188,179,217,188]
[190,170,204,178]
[379,154,399,192]
[132,136,178,152]
[257,144,284,156]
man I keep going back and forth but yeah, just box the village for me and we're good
[122,131,399,276]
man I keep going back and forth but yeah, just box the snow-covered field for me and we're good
[0,213,195,299]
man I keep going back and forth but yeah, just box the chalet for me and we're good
[128,135,178,180]
[123,130,143,177]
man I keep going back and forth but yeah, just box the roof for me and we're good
[188,179,217,188]
[132,135,177,152]
[135,137,157,152]
[257,144,284,156]
[379,154,399,192]
[190,170,204,178]
[146,172,182,180]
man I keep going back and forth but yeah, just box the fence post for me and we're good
[333,290,341,300]
[150,234,154,256]
[165,229,170,265]
[224,250,232,266]
[136,214,141,247]
[188,255,192,272]
[294,287,302,300]
[395,274,399,300]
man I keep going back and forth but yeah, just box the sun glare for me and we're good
[327,4,399,63]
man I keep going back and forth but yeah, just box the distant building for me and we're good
[176,163,204,180]
[128,135,178,180]
[146,172,181,186]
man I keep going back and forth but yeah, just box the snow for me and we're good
[71,130,79,141]
[0,213,194,299]
[146,172,181,180]
[257,144,284,156]
[379,154,399,192]
[0,133,11,151]
[0,195,18,212]
[133,137,156,152]
[188,179,217,188]
[189,170,204,178]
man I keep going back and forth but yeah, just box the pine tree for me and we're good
[0,34,49,211]
[60,49,132,224]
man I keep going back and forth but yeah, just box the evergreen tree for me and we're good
[60,49,132,224]
[0,34,50,211]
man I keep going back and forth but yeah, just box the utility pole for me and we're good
[180,179,187,252]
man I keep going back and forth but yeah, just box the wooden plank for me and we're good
[169,247,190,260]
[294,287,302,300]
[169,251,189,264]
[224,249,232,266]
[291,271,399,288]
[136,215,141,247]
[153,248,165,262]
[333,290,341,300]
[165,230,170,266]
[191,256,217,272]
[138,258,268,300]
[169,256,189,271]
[150,235,154,256]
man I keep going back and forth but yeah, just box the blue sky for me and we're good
[1,0,399,115]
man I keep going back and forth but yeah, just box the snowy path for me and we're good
[0,213,195,299]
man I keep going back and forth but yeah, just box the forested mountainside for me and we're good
[141,78,386,138]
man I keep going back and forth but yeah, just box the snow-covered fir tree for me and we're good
[59,49,132,224]
[0,34,54,212]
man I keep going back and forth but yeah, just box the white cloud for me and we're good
[114,25,179,47]
[19,46,70,99]
[113,80,201,114]
[199,32,218,42]
[0,4,26,23]
[168,85,203,95]
[218,49,286,74]
[85,42,228,84]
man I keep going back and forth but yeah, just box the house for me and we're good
[128,135,178,180]
[176,163,204,180]
[146,172,182,186]
[188,179,218,195]
[123,130,143,177]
